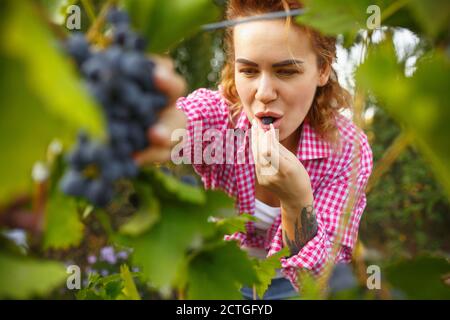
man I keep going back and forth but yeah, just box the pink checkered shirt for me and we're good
[176,88,373,291]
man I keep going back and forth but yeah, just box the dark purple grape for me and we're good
[127,123,148,151]
[81,55,114,85]
[127,34,147,52]
[134,93,164,124]
[116,79,141,107]
[103,46,125,67]
[86,179,113,207]
[60,8,169,207]
[66,148,86,170]
[101,160,125,182]
[86,81,111,106]
[107,7,130,26]
[108,120,129,142]
[113,24,133,48]
[59,170,88,197]
[261,117,274,125]
[83,142,110,165]
[120,52,155,90]
[123,159,138,177]
[112,140,134,158]
[152,93,168,112]
[65,33,91,66]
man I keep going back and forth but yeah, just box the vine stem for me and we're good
[312,31,373,297]
[86,0,117,46]
[381,0,410,24]
[81,0,96,24]
[366,132,412,193]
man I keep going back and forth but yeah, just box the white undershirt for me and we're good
[242,199,284,278]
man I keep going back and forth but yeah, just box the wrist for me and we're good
[281,196,313,218]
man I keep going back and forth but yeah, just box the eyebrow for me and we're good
[235,58,304,67]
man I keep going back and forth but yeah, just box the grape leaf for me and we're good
[142,168,206,205]
[124,0,221,53]
[384,254,450,299]
[0,0,104,206]
[253,247,290,299]
[0,252,67,299]
[356,41,450,197]
[186,242,259,300]
[119,183,160,236]
[122,202,214,288]
[119,264,141,300]
[43,190,84,250]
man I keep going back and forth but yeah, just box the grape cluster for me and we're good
[60,8,167,207]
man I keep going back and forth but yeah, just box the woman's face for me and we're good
[233,19,329,147]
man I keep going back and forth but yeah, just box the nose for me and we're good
[254,74,277,104]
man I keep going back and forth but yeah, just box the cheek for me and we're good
[235,75,255,112]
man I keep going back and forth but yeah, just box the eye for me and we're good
[239,68,258,76]
[276,69,299,76]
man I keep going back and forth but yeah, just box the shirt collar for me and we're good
[235,112,333,161]
[297,120,333,161]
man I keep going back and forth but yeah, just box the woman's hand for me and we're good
[134,56,187,165]
[250,120,313,213]
[251,120,318,255]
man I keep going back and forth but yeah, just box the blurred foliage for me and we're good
[0,0,449,300]
[362,108,450,258]
[384,254,450,299]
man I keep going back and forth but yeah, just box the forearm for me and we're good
[281,191,318,256]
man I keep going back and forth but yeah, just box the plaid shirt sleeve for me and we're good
[271,123,373,288]
[175,88,237,196]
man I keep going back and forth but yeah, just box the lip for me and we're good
[254,111,283,131]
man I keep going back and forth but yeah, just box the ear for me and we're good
[317,64,331,87]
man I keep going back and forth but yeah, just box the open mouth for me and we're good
[254,111,283,130]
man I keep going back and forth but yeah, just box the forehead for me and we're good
[233,19,314,61]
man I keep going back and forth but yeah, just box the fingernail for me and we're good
[252,119,258,128]
[155,65,170,81]
[154,125,169,138]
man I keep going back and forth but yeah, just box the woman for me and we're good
[136,0,373,299]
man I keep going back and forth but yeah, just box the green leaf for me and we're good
[119,183,160,236]
[123,202,214,288]
[356,41,450,197]
[105,280,124,299]
[43,190,84,250]
[384,254,450,299]
[142,168,206,205]
[297,0,376,36]
[254,247,290,299]
[298,269,323,300]
[0,252,67,299]
[119,264,141,300]
[407,0,450,39]
[187,242,259,299]
[124,0,221,53]
[215,213,256,234]
[0,0,104,206]
[203,189,235,217]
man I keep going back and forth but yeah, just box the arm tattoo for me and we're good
[283,205,318,256]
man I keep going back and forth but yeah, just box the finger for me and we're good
[147,105,186,147]
[267,123,280,161]
[134,147,172,166]
[150,56,186,104]
[258,123,270,166]
[251,118,259,166]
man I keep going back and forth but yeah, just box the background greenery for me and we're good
[0,0,449,300]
